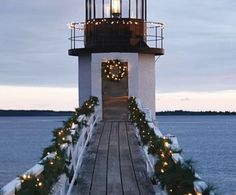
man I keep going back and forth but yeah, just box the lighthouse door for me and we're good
[102,61,128,121]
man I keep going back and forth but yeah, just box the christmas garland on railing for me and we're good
[15,96,99,195]
[128,97,215,195]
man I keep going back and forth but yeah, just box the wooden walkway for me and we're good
[76,121,155,195]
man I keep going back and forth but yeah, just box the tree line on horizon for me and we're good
[156,110,236,115]
[0,110,73,117]
[0,109,235,116]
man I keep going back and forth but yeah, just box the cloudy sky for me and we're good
[0,0,236,111]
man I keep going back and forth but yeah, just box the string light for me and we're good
[164,141,170,148]
[196,192,202,195]
[38,182,43,187]
[22,174,27,180]
[17,96,99,194]
[128,96,213,195]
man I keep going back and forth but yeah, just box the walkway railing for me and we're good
[128,97,215,195]
[53,112,99,195]
[1,97,100,195]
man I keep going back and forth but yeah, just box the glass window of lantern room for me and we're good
[89,0,94,19]
[96,0,103,18]
[104,0,110,17]
[122,0,129,18]
[137,0,142,19]
[130,0,136,18]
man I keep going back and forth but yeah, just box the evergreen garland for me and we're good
[128,96,214,195]
[15,96,99,195]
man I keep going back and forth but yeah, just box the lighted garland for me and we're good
[16,96,99,195]
[103,59,127,81]
[128,97,215,195]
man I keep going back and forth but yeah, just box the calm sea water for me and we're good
[0,116,235,194]
[157,115,236,195]
[0,116,69,188]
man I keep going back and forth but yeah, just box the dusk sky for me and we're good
[0,0,236,111]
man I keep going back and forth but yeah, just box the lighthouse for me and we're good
[68,0,164,120]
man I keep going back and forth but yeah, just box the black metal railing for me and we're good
[68,20,164,50]
[145,21,164,49]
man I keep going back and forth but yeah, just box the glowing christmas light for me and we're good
[164,141,170,148]
[196,192,202,195]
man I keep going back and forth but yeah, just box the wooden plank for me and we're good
[119,122,140,195]
[127,123,155,195]
[107,122,123,195]
[77,123,104,195]
[77,121,155,195]
[90,122,112,195]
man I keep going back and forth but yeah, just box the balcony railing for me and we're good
[68,20,164,50]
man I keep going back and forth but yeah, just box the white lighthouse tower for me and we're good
[69,0,164,120]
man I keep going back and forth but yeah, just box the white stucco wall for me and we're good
[78,54,92,107]
[138,54,156,116]
[78,52,156,118]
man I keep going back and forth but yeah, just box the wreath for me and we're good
[103,59,127,81]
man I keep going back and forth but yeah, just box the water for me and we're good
[0,116,69,188]
[0,116,235,194]
[157,115,236,195]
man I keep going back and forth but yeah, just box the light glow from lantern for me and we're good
[112,0,121,16]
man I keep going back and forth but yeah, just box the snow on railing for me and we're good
[1,97,100,195]
[129,97,215,195]
[52,112,99,195]
[65,113,98,195]
[0,153,56,195]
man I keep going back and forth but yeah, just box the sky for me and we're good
[0,0,236,111]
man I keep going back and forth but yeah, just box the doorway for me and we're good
[102,60,128,121]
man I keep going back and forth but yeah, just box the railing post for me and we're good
[155,26,158,48]
[73,27,76,49]
[161,26,163,49]
[84,23,86,47]
[70,28,73,49]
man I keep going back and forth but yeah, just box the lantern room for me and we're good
[68,0,164,55]
[85,0,147,20]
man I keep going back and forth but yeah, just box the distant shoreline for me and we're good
[0,110,74,117]
[156,110,236,116]
[0,110,235,116]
